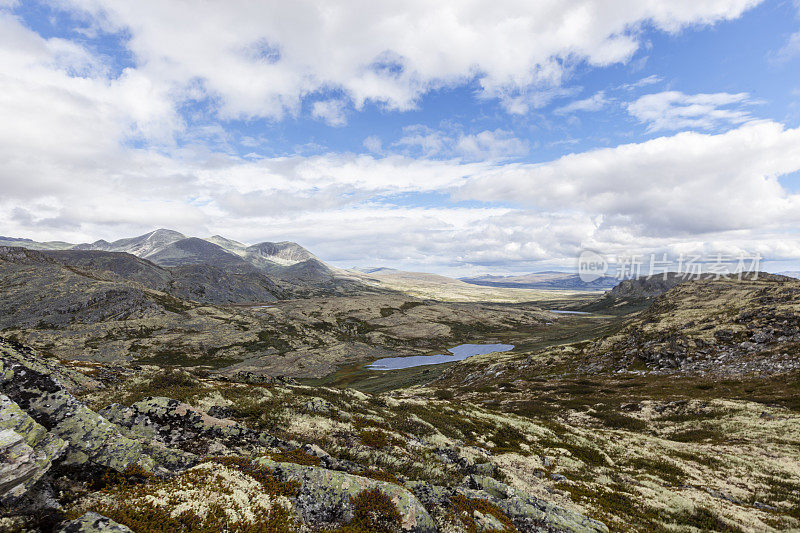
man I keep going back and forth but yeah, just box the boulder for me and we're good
[462,475,608,533]
[57,512,133,532]
[258,458,436,532]
[100,396,288,455]
[0,344,154,473]
[0,394,66,503]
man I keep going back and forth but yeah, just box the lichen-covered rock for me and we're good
[258,458,436,532]
[0,394,66,503]
[463,475,608,533]
[0,343,154,473]
[100,396,288,456]
[57,511,133,532]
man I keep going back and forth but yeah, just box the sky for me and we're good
[1,0,800,275]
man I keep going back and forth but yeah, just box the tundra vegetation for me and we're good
[1,243,799,532]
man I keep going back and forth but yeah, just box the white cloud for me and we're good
[3,113,800,272]
[362,135,383,154]
[617,74,662,90]
[627,91,755,132]
[56,0,762,118]
[454,130,529,161]
[774,31,800,62]
[455,121,800,238]
[311,98,348,126]
[554,91,608,115]
[394,126,528,161]
[5,0,800,274]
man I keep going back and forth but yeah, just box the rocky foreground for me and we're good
[0,337,605,532]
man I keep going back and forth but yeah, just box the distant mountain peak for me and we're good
[246,241,317,266]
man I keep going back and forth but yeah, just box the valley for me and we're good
[1,231,799,533]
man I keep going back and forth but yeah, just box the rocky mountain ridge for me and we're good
[6,229,341,291]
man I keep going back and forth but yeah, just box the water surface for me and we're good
[367,343,514,370]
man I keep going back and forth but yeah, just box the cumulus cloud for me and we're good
[455,121,800,237]
[54,0,761,118]
[3,115,800,272]
[627,91,755,132]
[4,0,800,274]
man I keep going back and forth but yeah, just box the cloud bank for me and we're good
[3,1,799,274]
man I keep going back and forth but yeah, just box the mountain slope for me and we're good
[245,241,318,266]
[43,248,283,304]
[586,272,800,374]
[73,229,186,259]
[461,271,619,290]
[146,237,249,269]
[0,236,74,250]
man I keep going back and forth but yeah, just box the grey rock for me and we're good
[0,346,153,473]
[464,475,608,533]
[100,396,289,457]
[258,458,436,532]
[0,394,66,503]
[467,461,497,477]
[57,511,134,532]
[474,509,507,532]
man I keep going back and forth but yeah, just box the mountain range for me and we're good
[0,229,358,294]
[460,270,619,290]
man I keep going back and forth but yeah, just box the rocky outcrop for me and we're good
[0,342,155,473]
[100,396,289,457]
[258,458,437,532]
[407,476,608,533]
[463,475,608,533]
[0,395,66,504]
[588,275,800,375]
[57,512,134,533]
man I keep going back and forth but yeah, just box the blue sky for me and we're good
[1,0,800,274]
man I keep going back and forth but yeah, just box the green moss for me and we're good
[490,425,529,455]
[669,507,744,532]
[101,368,209,407]
[539,439,608,467]
[434,389,455,400]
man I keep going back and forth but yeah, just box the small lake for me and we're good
[367,343,514,370]
[548,309,589,314]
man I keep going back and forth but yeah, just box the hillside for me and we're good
[349,268,595,303]
[0,245,553,378]
[461,271,619,290]
[4,274,800,532]
[425,275,800,531]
